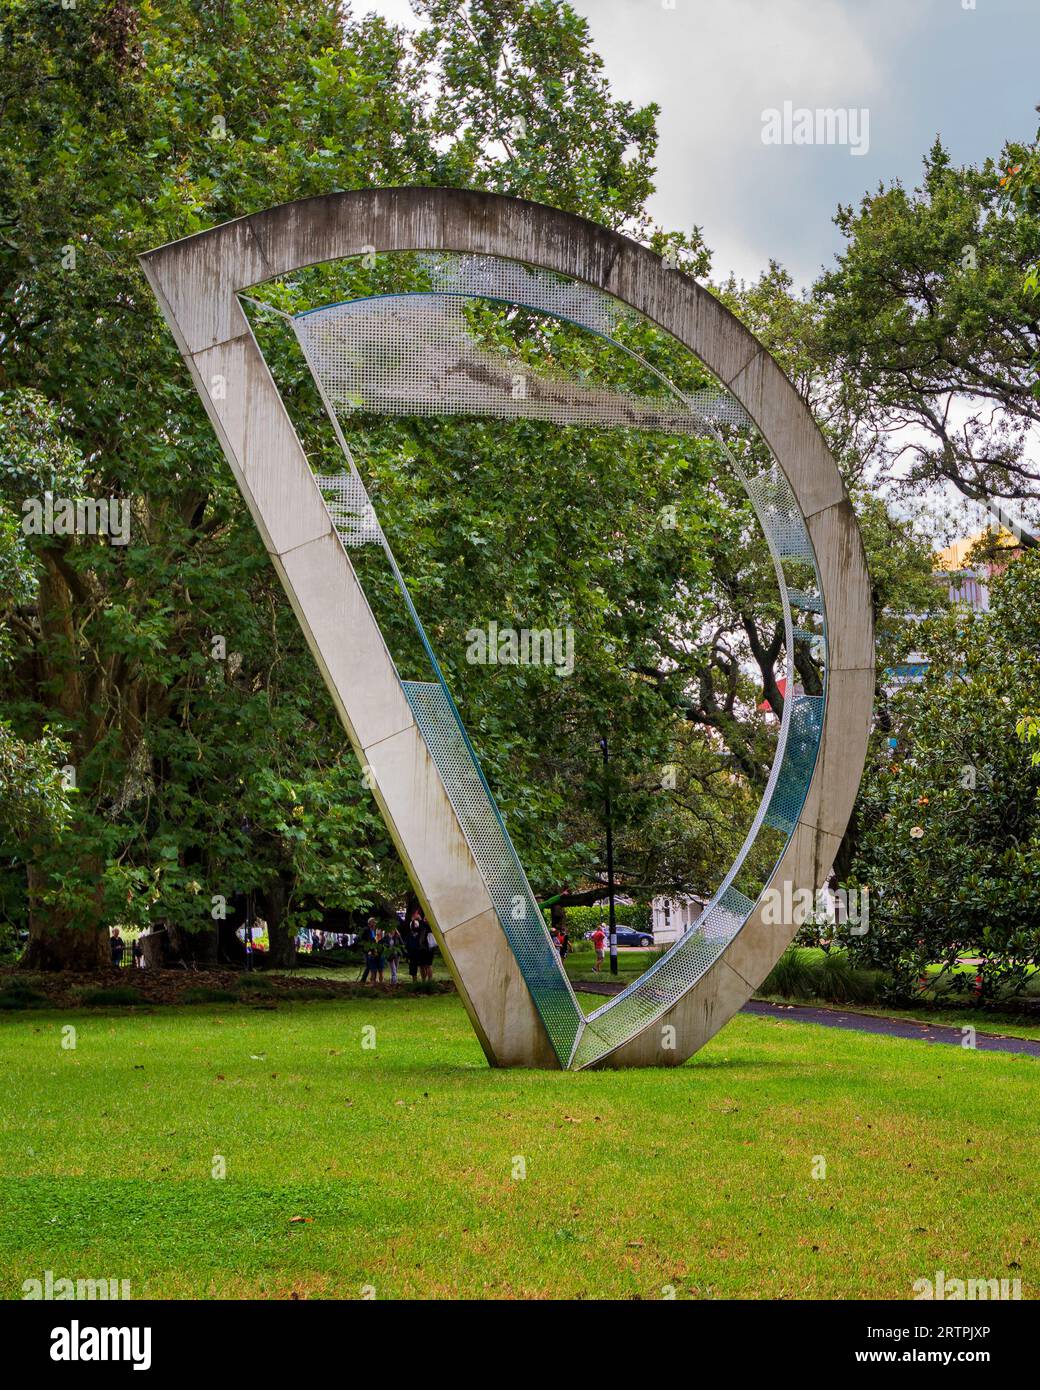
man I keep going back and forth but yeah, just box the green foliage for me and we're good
[0,0,674,957]
[760,948,881,1004]
[0,392,79,855]
[1018,713,1040,766]
[812,134,1040,520]
[411,0,659,236]
[849,551,1040,1000]
[181,988,237,1005]
[0,0,962,971]
[0,721,72,847]
[558,903,650,935]
[999,118,1040,296]
[760,947,818,1000]
[0,979,47,1009]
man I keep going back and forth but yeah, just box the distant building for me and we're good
[651,894,708,944]
[887,527,1023,687]
[934,529,1019,611]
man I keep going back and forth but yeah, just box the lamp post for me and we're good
[600,735,618,976]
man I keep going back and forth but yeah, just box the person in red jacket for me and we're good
[590,924,606,972]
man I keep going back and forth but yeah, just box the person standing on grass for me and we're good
[110,927,125,968]
[384,924,403,985]
[374,927,386,985]
[360,917,379,984]
[417,916,436,982]
[590,923,606,973]
[405,908,423,982]
[132,935,144,969]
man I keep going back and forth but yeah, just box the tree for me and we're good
[0,0,678,964]
[411,0,658,236]
[0,0,440,964]
[999,112,1040,298]
[0,0,945,969]
[848,549,1040,1002]
[812,134,1040,534]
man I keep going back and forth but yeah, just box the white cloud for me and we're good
[565,0,935,283]
[356,0,1038,288]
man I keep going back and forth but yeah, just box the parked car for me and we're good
[584,926,654,948]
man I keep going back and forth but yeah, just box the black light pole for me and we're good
[600,735,618,976]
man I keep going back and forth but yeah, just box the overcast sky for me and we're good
[361,0,1040,287]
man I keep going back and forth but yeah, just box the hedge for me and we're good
[551,903,652,936]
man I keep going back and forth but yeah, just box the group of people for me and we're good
[109,927,144,968]
[303,928,355,952]
[358,909,437,985]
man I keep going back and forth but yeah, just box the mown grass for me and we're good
[0,994,1036,1299]
[564,945,661,984]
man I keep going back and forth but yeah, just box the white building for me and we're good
[651,894,707,944]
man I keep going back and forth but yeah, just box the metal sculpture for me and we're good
[141,189,873,1069]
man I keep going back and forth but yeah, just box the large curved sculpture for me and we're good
[140,189,874,1070]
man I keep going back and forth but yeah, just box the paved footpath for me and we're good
[743,999,1040,1057]
[575,983,1040,1058]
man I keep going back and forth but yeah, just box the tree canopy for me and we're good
[1,0,1029,982]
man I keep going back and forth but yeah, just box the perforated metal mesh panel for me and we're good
[314,469,383,547]
[745,466,816,562]
[572,883,756,1069]
[788,588,824,614]
[423,251,625,338]
[281,252,828,1069]
[293,253,750,435]
[763,694,825,835]
[402,680,581,1062]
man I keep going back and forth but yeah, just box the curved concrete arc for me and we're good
[140,187,874,1069]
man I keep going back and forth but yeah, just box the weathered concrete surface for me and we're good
[141,188,874,1070]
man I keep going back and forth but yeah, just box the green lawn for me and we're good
[564,945,662,984]
[1,993,1035,1299]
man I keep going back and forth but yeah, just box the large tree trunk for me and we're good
[19,560,111,972]
[22,861,109,970]
[262,870,297,969]
[139,928,167,969]
[217,918,247,967]
[165,920,219,967]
